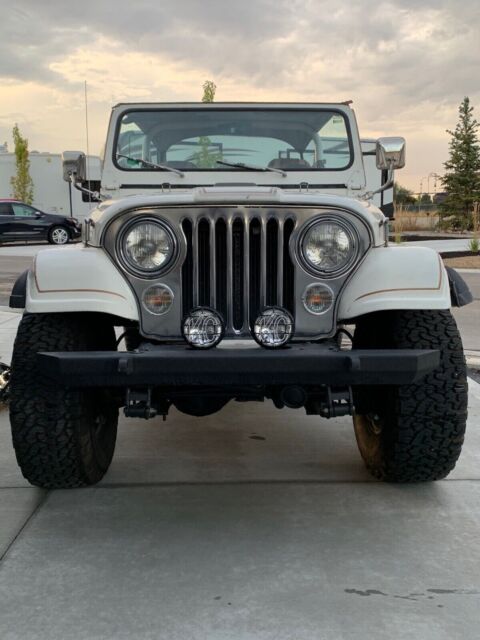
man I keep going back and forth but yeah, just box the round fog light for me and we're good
[142,284,174,315]
[182,307,224,349]
[253,307,294,349]
[302,283,334,315]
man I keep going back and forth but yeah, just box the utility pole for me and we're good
[419,176,428,196]
[429,172,442,194]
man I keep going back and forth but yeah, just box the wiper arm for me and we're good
[216,160,286,177]
[117,154,184,177]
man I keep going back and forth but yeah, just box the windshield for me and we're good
[115,108,352,172]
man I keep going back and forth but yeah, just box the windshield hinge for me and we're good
[347,170,364,191]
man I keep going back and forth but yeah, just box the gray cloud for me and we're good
[1,0,479,111]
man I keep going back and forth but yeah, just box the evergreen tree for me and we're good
[10,124,34,204]
[441,97,480,229]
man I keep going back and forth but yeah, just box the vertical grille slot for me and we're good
[266,218,278,306]
[197,218,210,306]
[249,218,262,324]
[283,218,295,315]
[215,219,227,321]
[232,218,244,330]
[181,219,193,316]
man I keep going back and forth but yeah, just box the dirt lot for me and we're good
[443,255,480,269]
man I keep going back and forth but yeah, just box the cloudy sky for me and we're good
[1,0,479,192]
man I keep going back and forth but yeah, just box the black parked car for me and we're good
[0,200,81,245]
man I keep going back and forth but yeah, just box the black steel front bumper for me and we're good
[37,343,440,388]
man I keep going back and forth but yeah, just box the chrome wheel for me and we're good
[50,227,69,244]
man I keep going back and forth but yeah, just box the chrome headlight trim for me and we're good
[116,216,178,278]
[298,215,360,278]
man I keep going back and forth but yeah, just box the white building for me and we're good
[0,151,101,222]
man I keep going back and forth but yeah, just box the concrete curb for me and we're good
[0,307,21,315]
[465,351,480,367]
[466,358,480,367]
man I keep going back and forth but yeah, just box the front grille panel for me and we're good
[181,212,295,336]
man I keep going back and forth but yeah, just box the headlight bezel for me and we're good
[298,216,360,278]
[117,216,178,278]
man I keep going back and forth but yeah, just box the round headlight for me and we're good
[301,219,356,275]
[121,219,175,275]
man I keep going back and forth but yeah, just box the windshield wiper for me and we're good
[117,154,184,177]
[216,160,286,177]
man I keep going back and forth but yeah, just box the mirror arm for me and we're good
[361,166,394,201]
[67,173,108,202]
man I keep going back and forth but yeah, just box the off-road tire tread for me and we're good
[353,310,468,482]
[10,313,118,488]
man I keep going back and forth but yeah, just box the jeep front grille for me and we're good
[181,214,295,336]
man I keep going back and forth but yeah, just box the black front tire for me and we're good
[352,310,468,482]
[10,313,119,489]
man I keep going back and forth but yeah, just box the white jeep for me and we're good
[8,102,471,488]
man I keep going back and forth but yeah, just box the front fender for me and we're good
[25,246,138,320]
[338,246,450,320]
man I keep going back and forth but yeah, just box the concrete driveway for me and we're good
[0,306,480,639]
[0,236,479,639]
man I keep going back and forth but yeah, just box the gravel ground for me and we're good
[443,256,480,269]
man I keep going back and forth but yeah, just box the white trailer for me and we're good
[0,151,101,222]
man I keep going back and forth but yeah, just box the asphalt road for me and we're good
[0,255,33,307]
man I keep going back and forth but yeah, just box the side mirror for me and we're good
[62,151,87,182]
[34,212,43,219]
[376,137,406,170]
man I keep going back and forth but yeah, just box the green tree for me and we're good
[193,80,221,168]
[202,80,216,103]
[10,124,34,204]
[394,182,416,205]
[418,193,432,205]
[440,97,480,229]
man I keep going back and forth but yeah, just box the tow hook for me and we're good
[124,388,157,419]
[305,386,354,418]
[123,387,170,420]
[0,363,11,404]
